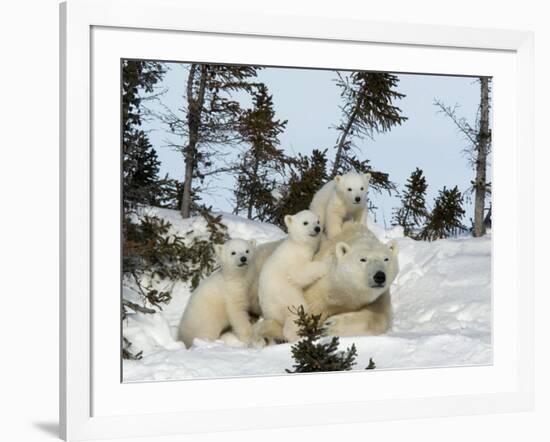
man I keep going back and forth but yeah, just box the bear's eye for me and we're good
[360,187,364,191]
[246,250,249,254]
[360,258,367,262]
[384,258,389,262]
[348,188,352,191]
[231,251,236,256]
[303,221,309,226]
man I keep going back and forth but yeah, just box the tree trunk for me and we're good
[402,205,411,237]
[331,104,359,179]
[247,154,259,219]
[180,64,208,218]
[483,204,492,230]
[473,77,490,237]
[181,149,194,218]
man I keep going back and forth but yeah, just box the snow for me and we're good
[141,206,286,244]
[123,209,491,381]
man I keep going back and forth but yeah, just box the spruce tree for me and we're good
[420,186,466,241]
[153,174,183,210]
[122,60,165,209]
[434,77,492,238]
[160,64,261,218]
[271,149,329,229]
[393,167,429,238]
[234,84,288,220]
[286,306,358,373]
[122,209,229,321]
[123,135,161,206]
[121,61,233,359]
[331,71,407,194]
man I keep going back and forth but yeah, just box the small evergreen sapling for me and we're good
[286,306,358,373]
[393,167,428,238]
[271,149,329,229]
[419,186,466,241]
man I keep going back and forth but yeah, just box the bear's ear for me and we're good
[213,244,224,259]
[248,239,257,248]
[284,215,293,228]
[334,175,342,184]
[364,173,372,184]
[335,242,351,261]
[388,239,399,256]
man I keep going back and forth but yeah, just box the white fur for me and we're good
[305,223,400,336]
[177,238,258,348]
[257,210,327,342]
[310,172,371,239]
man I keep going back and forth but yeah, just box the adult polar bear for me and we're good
[306,223,399,337]
[254,222,399,341]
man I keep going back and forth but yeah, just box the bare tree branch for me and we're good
[433,99,478,146]
[122,298,156,314]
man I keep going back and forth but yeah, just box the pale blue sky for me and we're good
[143,63,488,227]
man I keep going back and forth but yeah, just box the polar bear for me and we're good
[304,223,399,336]
[246,239,282,310]
[177,238,258,348]
[310,172,371,239]
[257,210,328,343]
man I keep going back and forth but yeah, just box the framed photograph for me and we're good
[60,0,534,440]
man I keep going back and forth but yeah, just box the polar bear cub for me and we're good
[310,172,371,239]
[178,238,258,348]
[258,210,328,343]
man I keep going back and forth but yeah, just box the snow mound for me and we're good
[143,207,286,244]
[123,209,491,381]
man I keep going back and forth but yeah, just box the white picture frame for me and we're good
[60,0,534,440]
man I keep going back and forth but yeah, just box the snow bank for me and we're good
[123,209,491,381]
[141,206,286,245]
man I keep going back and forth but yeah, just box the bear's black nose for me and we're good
[314,226,321,233]
[373,271,386,284]
[355,196,361,203]
[240,256,247,263]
